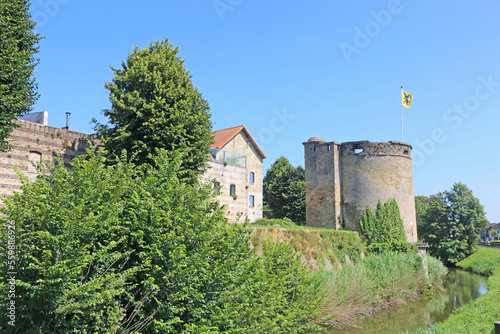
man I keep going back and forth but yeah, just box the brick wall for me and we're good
[0,120,96,204]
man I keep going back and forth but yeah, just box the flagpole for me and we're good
[401,86,403,142]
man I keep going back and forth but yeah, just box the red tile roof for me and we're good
[211,125,266,159]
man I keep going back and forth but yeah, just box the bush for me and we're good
[254,217,297,227]
[0,149,322,333]
[359,199,407,245]
[366,241,417,254]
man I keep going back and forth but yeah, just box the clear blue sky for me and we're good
[29,0,500,223]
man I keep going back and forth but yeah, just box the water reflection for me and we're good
[326,269,488,334]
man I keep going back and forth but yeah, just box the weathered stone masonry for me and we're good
[0,118,96,206]
[303,138,418,243]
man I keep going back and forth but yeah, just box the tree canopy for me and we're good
[96,39,213,179]
[263,156,306,225]
[0,0,41,152]
[417,183,489,265]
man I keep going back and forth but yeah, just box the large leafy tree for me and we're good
[264,156,306,224]
[417,183,489,265]
[96,39,213,179]
[0,0,41,151]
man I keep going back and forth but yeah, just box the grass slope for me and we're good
[250,225,365,270]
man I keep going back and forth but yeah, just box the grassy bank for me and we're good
[250,225,365,270]
[411,247,500,334]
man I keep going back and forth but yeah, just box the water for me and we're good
[326,269,488,334]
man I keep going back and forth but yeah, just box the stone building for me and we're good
[208,125,266,223]
[0,112,96,206]
[303,138,417,243]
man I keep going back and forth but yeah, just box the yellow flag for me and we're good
[402,89,413,108]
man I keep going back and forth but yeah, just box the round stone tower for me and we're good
[340,141,417,242]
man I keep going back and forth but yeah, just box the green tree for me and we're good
[418,183,489,266]
[415,195,431,227]
[359,198,407,245]
[0,0,41,151]
[263,156,306,225]
[0,148,322,333]
[96,39,213,179]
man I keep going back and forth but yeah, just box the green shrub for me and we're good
[366,241,417,254]
[254,217,297,227]
[0,149,323,333]
[359,199,407,246]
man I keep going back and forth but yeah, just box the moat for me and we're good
[326,268,488,334]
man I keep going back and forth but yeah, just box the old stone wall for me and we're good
[303,138,341,229]
[0,119,96,205]
[340,141,417,242]
[303,138,418,243]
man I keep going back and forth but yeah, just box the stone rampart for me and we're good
[303,138,418,243]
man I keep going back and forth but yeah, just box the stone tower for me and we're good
[303,138,418,243]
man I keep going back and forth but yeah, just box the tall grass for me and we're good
[313,251,429,329]
[427,255,448,284]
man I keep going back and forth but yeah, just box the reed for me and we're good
[313,251,429,329]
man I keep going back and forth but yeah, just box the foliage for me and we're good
[0,148,323,333]
[359,199,409,253]
[254,217,297,227]
[209,240,324,333]
[263,156,306,225]
[249,226,365,270]
[417,183,489,266]
[95,39,213,180]
[427,255,448,284]
[316,251,428,328]
[413,248,500,334]
[0,0,41,152]
[366,241,417,254]
[415,195,433,227]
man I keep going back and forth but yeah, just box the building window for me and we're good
[249,172,255,184]
[230,184,236,197]
[214,181,220,195]
[249,195,255,207]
